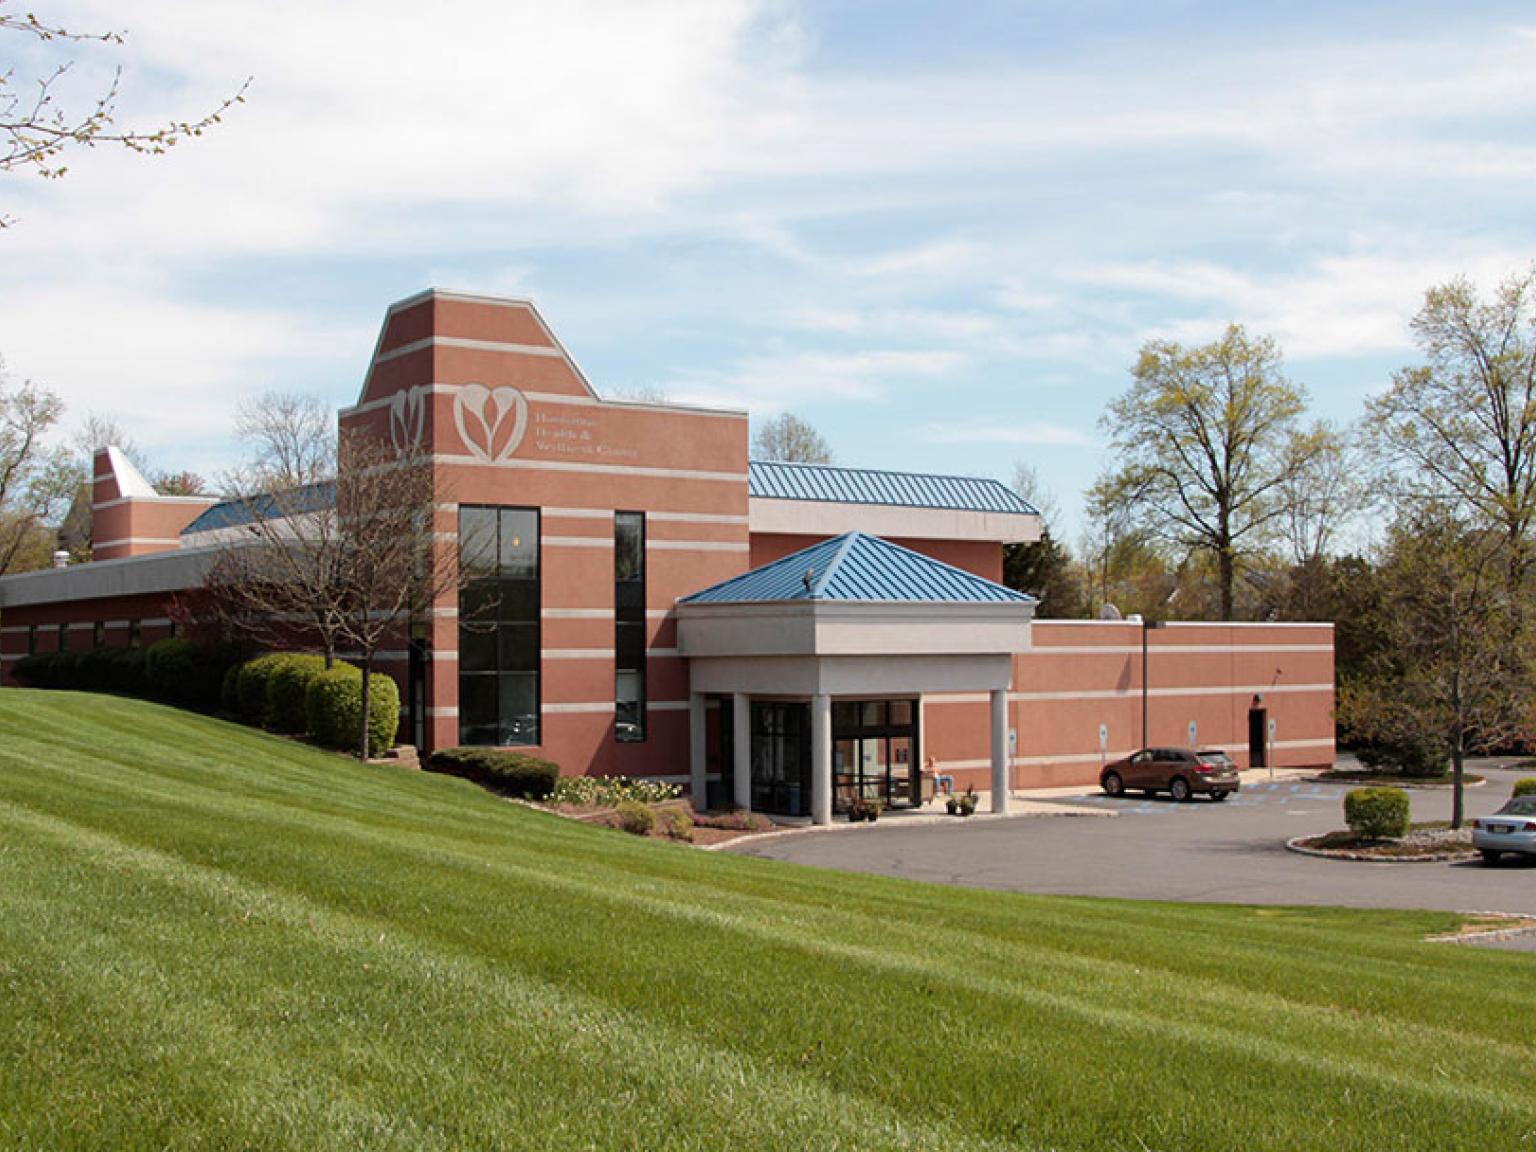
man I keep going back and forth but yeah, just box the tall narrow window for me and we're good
[615,511,645,742]
[459,506,540,746]
[128,620,142,648]
[26,625,36,656]
[92,621,104,648]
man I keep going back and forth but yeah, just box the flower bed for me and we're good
[1288,821,1476,862]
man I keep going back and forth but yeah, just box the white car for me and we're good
[1471,796,1536,865]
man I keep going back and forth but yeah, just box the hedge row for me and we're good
[426,747,559,799]
[12,638,245,712]
[222,653,400,758]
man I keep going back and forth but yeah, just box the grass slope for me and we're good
[0,691,1533,1150]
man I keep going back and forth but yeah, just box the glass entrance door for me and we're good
[832,699,920,812]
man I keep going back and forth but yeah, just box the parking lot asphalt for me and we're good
[728,760,1536,917]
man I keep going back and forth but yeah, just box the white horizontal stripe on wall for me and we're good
[542,507,613,520]
[427,707,459,717]
[1009,682,1334,704]
[431,454,748,484]
[647,647,680,658]
[545,649,614,660]
[649,511,749,525]
[543,536,612,549]
[543,702,616,715]
[645,609,672,619]
[0,625,29,635]
[373,336,565,365]
[543,608,613,620]
[646,700,691,712]
[648,540,750,553]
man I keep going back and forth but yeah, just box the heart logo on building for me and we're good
[453,384,528,463]
[388,386,427,455]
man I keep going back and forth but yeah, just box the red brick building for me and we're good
[0,290,1334,823]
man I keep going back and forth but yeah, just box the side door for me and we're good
[1124,749,1154,789]
[1147,748,1178,791]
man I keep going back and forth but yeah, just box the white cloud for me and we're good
[1074,245,1527,359]
[926,421,1096,448]
[664,348,965,413]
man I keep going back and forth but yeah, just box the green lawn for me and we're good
[0,691,1533,1150]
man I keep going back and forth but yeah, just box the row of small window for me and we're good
[27,619,162,654]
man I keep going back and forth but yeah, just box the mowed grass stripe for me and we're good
[1,690,1534,1149]
[0,804,1017,1152]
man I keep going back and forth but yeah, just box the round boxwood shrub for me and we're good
[304,665,399,757]
[145,638,201,706]
[1514,778,1536,798]
[236,653,289,726]
[265,653,329,734]
[615,800,656,837]
[426,747,559,799]
[11,652,56,688]
[75,647,147,694]
[1344,786,1410,840]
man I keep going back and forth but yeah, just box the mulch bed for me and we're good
[1288,822,1477,862]
[1312,771,1485,789]
[539,798,777,847]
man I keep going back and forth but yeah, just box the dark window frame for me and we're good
[458,505,542,747]
[615,510,646,743]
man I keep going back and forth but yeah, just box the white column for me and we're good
[990,688,1009,814]
[688,693,707,809]
[811,692,832,826]
[732,692,752,811]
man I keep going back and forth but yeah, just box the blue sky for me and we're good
[4,1,1535,542]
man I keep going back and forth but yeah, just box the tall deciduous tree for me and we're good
[0,358,73,573]
[1339,510,1532,829]
[1,4,248,226]
[752,413,833,464]
[204,429,458,760]
[1092,324,1325,620]
[1363,268,1536,594]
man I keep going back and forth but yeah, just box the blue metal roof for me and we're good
[748,460,1037,515]
[680,532,1033,605]
[181,481,336,536]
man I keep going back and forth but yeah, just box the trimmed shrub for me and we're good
[304,665,399,757]
[76,647,147,694]
[236,653,289,726]
[145,638,199,705]
[1514,778,1536,798]
[144,637,240,712]
[662,808,693,842]
[265,653,329,734]
[426,747,559,799]
[221,664,243,716]
[1344,787,1410,840]
[615,800,656,836]
[11,652,57,688]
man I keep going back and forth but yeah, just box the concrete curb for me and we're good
[704,801,1118,851]
[1305,774,1487,791]
[1425,911,1536,945]
[1284,834,1476,864]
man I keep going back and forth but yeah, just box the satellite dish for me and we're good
[1099,603,1123,620]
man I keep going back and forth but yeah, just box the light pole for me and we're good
[1142,619,1165,747]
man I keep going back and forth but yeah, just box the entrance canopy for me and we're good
[677,533,1035,823]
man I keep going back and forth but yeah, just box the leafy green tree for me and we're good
[1339,510,1532,828]
[0,358,73,573]
[1364,268,1536,596]
[1093,324,1326,620]
[1003,463,1087,617]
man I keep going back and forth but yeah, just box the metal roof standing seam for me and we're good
[680,532,1033,605]
[181,481,337,536]
[747,460,1038,515]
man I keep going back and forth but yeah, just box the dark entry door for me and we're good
[1248,707,1268,769]
[750,701,811,816]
